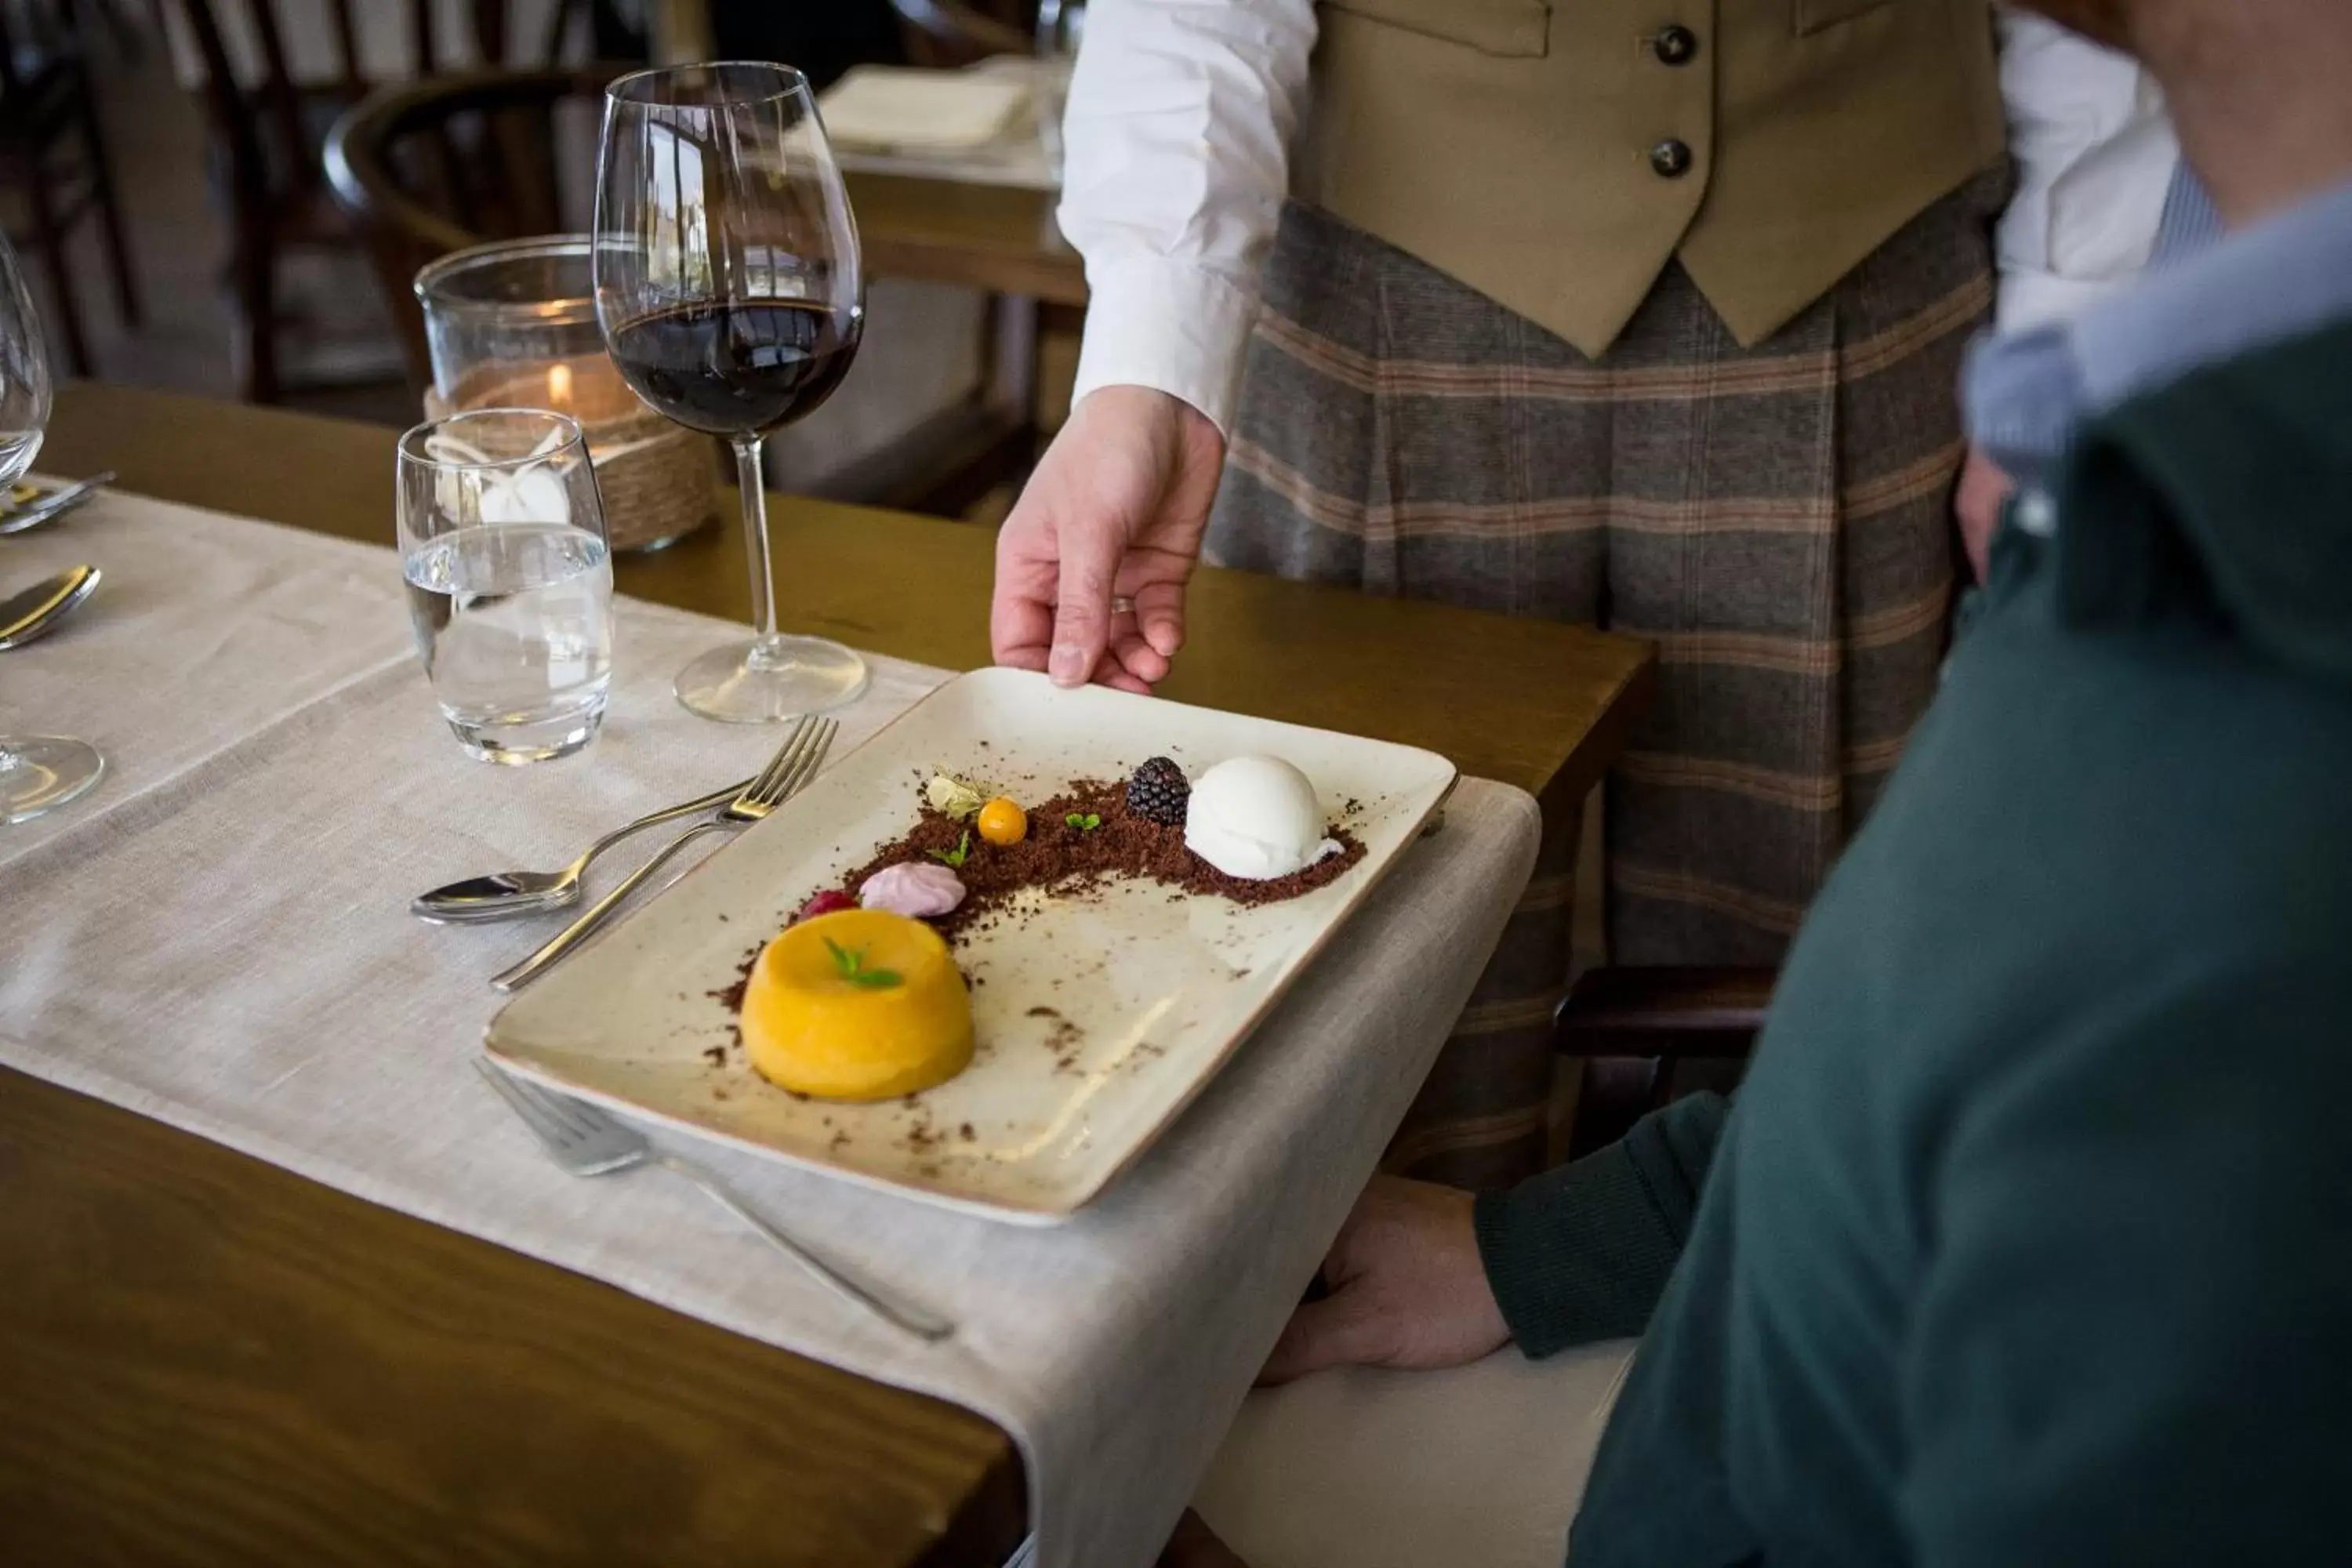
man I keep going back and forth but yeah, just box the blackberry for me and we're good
[1126,756,1190,826]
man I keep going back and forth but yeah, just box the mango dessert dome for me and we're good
[740,909,975,1101]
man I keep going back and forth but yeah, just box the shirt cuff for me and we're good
[1475,1150,1664,1359]
[1473,1095,1726,1360]
[1069,256,1261,437]
[1963,322,2088,480]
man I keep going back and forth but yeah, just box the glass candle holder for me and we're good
[416,236,714,553]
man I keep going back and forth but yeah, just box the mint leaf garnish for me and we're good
[823,936,904,990]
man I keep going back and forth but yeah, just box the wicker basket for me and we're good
[425,372,716,554]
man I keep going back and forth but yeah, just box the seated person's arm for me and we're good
[1902,970,2352,1564]
[1475,1093,1729,1356]
[1264,1094,1730,1382]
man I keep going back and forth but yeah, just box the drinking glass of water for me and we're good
[397,408,615,764]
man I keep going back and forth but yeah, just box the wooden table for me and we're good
[848,172,1086,310]
[1,383,1653,1567]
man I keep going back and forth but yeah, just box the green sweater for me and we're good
[1475,325,2352,1566]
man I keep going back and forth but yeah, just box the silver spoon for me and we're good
[0,564,99,651]
[411,776,753,924]
[0,471,114,536]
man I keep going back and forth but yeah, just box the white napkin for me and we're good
[820,65,1032,151]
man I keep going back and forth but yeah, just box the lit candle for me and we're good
[452,354,639,427]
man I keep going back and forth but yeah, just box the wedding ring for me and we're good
[1111,596,1137,615]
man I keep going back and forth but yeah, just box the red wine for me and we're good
[607,300,862,438]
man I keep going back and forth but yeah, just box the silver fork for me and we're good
[474,1061,953,1341]
[0,471,113,536]
[492,716,837,992]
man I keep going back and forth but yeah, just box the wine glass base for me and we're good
[674,636,869,723]
[0,735,104,824]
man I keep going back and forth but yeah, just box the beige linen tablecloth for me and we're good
[0,489,1543,1568]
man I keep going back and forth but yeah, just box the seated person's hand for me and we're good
[1955,445,2016,583]
[1261,1175,1510,1385]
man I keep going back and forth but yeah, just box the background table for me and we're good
[850,172,1084,309]
[0,382,1653,1566]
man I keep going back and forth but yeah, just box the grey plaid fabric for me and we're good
[1208,174,2003,1184]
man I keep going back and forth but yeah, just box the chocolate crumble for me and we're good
[822,778,1365,942]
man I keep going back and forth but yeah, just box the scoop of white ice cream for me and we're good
[1183,755,1338,881]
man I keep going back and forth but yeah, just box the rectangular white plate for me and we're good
[485,668,1457,1223]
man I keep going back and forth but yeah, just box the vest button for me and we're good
[1653,25,1700,66]
[1650,140,1695,180]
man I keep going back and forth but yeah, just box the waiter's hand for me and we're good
[1259,1176,1510,1385]
[992,386,1225,695]
[1955,445,2016,584]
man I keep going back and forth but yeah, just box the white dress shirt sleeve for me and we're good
[1994,9,2180,331]
[1058,0,1319,435]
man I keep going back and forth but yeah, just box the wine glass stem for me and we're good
[733,434,781,648]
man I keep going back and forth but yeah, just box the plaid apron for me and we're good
[1208,172,2004,1185]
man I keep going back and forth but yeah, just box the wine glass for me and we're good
[0,232,97,826]
[593,61,869,723]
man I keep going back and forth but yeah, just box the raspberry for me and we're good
[793,889,857,924]
[1126,756,1190,827]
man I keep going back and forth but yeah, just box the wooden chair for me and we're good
[322,64,615,387]
[1555,967,1775,1159]
[0,0,140,374]
[170,0,588,401]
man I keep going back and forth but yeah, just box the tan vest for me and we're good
[1291,0,2007,357]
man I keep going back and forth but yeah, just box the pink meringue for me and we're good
[858,861,967,920]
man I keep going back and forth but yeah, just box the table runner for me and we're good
[0,492,413,866]
[0,488,1542,1568]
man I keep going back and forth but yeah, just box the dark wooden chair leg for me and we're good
[232,239,278,405]
[1566,1057,1664,1161]
[23,154,92,376]
[985,292,1040,428]
[77,83,141,325]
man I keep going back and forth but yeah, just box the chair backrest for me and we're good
[887,0,1035,68]
[323,63,621,385]
[171,0,587,205]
